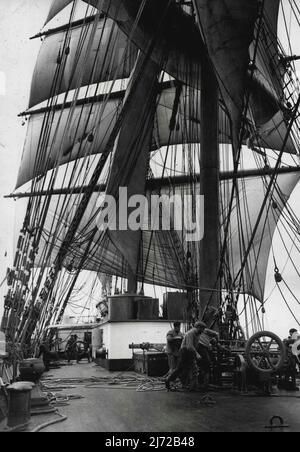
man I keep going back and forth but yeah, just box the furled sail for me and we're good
[29,17,137,108]
[193,0,259,154]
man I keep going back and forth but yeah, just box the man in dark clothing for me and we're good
[280,329,300,390]
[38,343,51,372]
[166,322,184,374]
[165,321,207,391]
[38,342,59,372]
[66,335,78,363]
[197,328,219,387]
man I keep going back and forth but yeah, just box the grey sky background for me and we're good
[0,0,300,338]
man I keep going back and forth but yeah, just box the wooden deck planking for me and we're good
[38,364,300,433]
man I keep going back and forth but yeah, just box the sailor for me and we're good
[165,321,207,391]
[197,328,219,388]
[38,340,60,372]
[281,329,300,391]
[66,335,78,363]
[38,342,52,372]
[166,322,184,374]
[289,328,300,342]
[288,329,300,369]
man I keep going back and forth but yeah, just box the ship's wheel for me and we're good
[245,331,286,374]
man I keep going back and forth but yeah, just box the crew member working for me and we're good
[197,327,219,388]
[166,322,184,374]
[281,328,300,391]
[165,321,207,391]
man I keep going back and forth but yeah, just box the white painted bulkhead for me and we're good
[92,321,185,360]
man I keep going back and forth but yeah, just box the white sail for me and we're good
[18,81,296,189]
[30,171,300,302]
[83,0,287,144]
[45,0,74,24]
[29,18,137,108]
[224,172,300,301]
[17,94,121,188]
[256,111,298,154]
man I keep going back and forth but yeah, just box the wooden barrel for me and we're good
[7,382,33,428]
[19,359,45,383]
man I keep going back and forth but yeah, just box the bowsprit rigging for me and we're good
[0,0,300,389]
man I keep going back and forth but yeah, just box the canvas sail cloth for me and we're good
[17,82,296,189]
[222,172,300,301]
[16,93,122,188]
[45,0,128,25]
[193,0,259,155]
[256,111,298,153]
[46,0,206,89]
[32,171,300,302]
[45,0,74,24]
[42,0,288,143]
[17,83,210,189]
[29,17,138,108]
[102,53,161,281]
[249,0,283,126]
[86,0,284,146]
[254,0,283,101]
[33,191,188,289]
[46,1,283,112]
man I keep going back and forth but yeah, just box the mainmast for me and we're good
[193,0,260,328]
[190,0,220,322]
[199,56,220,321]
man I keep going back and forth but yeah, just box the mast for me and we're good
[193,0,260,327]
[199,57,220,321]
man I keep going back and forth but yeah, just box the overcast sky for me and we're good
[0,0,300,338]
